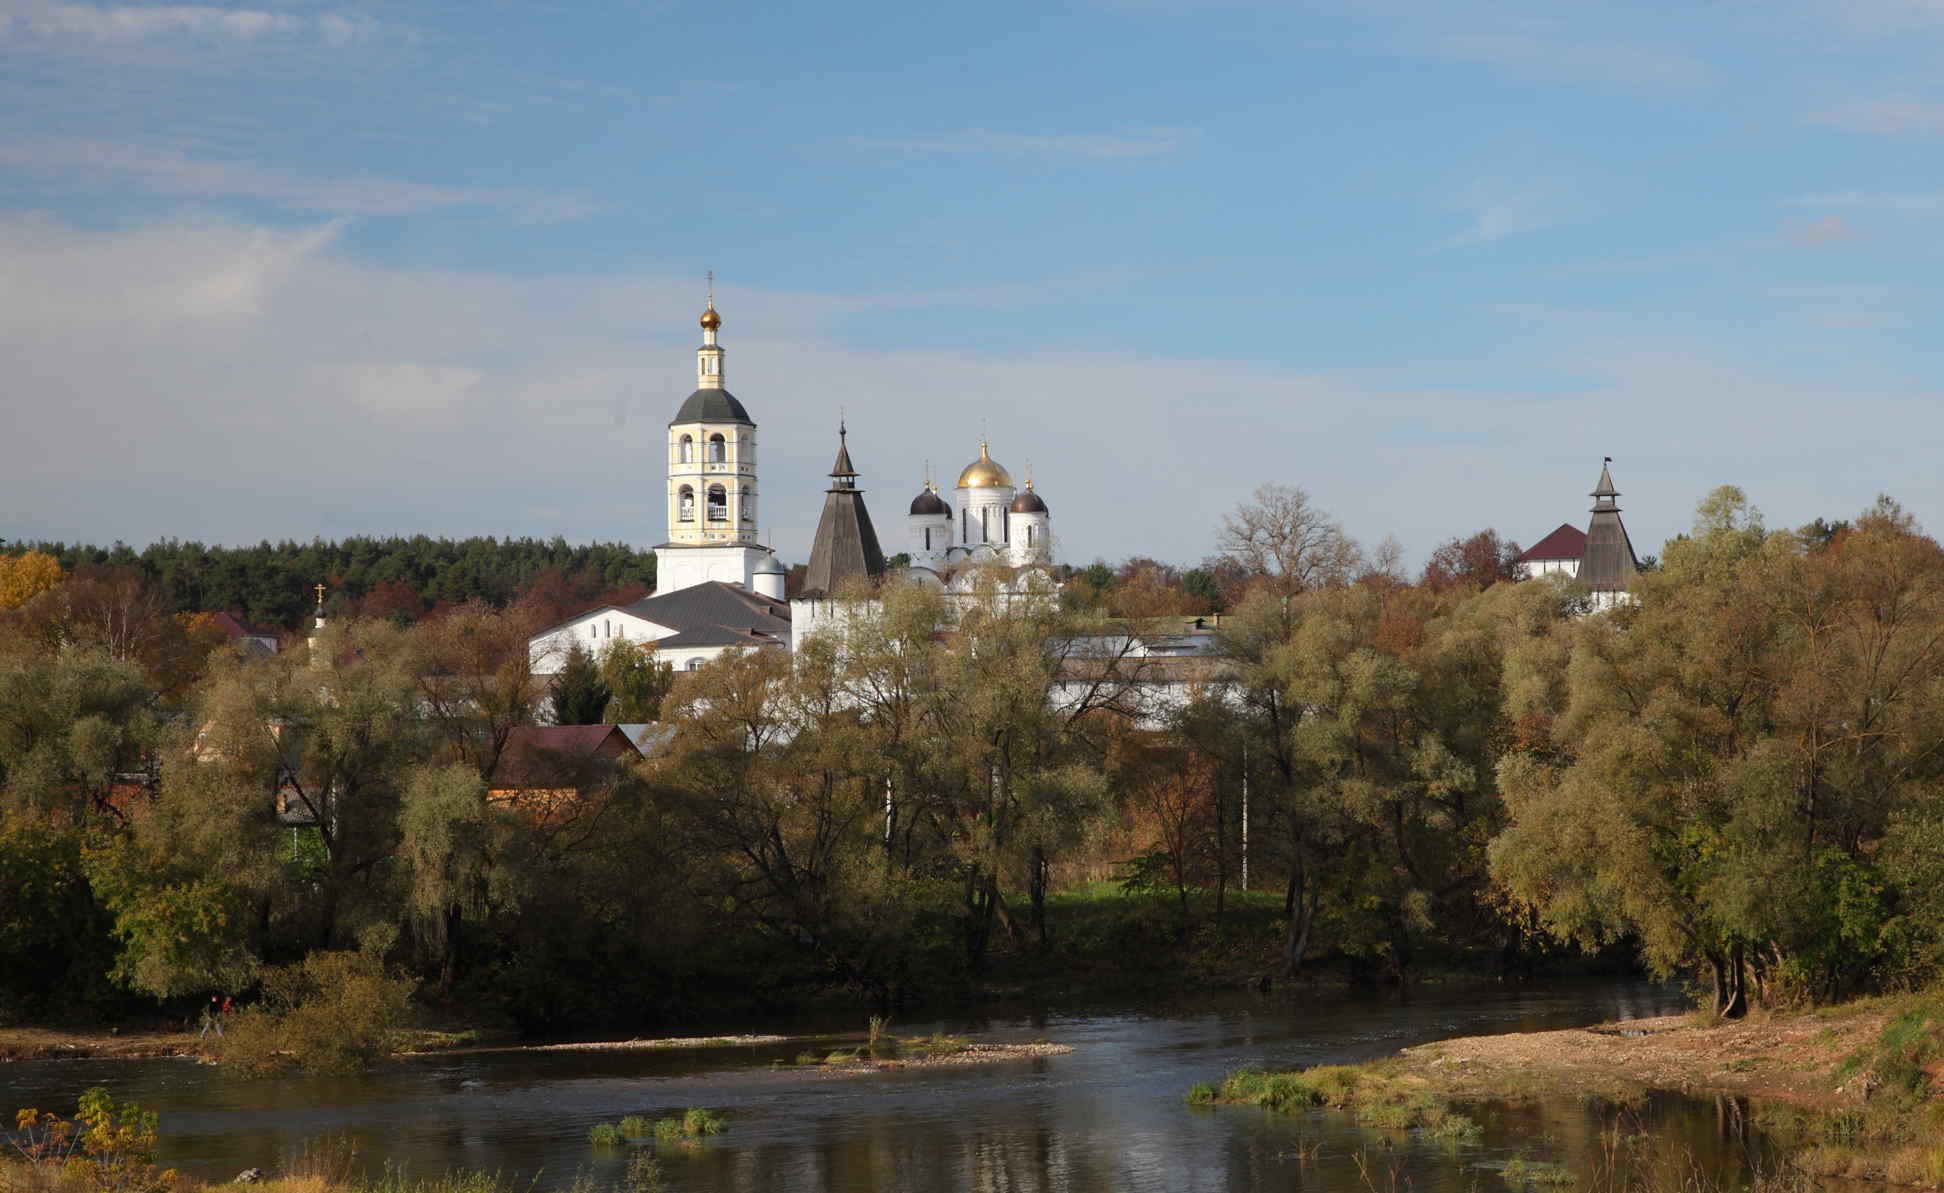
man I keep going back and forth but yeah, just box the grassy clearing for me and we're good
[1207,1059,1482,1140]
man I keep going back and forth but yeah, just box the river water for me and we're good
[5,982,1780,1192]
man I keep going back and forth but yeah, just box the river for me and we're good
[5,981,1780,1192]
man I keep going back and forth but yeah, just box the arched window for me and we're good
[925,527,933,551]
[963,509,971,543]
[740,486,754,522]
[708,433,726,463]
[707,483,728,521]
[679,434,693,464]
[678,485,695,522]
[1026,525,1036,547]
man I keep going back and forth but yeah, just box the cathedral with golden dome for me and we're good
[903,440,1054,572]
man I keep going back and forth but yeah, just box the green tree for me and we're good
[551,643,610,725]
[600,639,674,723]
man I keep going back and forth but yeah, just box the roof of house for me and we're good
[1515,523,1587,563]
[617,581,791,637]
[205,611,279,654]
[490,724,641,787]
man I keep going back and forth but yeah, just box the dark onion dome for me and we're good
[671,387,753,426]
[910,487,950,516]
[1009,487,1048,514]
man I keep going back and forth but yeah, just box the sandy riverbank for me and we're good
[1397,1005,1893,1107]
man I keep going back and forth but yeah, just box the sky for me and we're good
[4,0,1943,571]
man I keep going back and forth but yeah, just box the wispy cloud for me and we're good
[0,137,595,220]
[1819,0,1944,33]
[1786,190,1944,212]
[1442,178,1568,247]
[0,1,387,44]
[1780,214,1857,245]
[1814,96,1944,135]
[1432,32,1708,90]
[853,128,1189,160]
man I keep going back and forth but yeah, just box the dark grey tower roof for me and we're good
[801,425,886,597]
[1009,487,1048,514]
[671,388,753,426]
[910,487,950,516]
[1579,458,1638,592]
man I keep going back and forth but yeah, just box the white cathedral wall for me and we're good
[1517,558,1580,581]
[529,609,671,676]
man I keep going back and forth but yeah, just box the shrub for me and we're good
[219,951,415,1077]
[680,1109,725,1138]
[1184,1082,1216,1106]
[585,1124,622,1147]
[650,1119,682,1143]
[615,1117,651,1141]
[9,1088,178,1193]
[621,1153,664,1193]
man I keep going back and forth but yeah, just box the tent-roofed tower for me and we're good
[799,422,886,597]
[656,287,774,595]
[1579,457,1638,609]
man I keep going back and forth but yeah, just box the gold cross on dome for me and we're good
[314,583,326,605]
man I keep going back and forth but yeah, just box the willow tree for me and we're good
[1492,489,1944,1013]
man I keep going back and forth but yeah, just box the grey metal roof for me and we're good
[656,625,784,649]
[670,387,754,426]
[620,579,792,637]
[910,488,950,516]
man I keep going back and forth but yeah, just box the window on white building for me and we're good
[707,483,728,521]
[686,658,704,671]
[740,487,754,522]
[708,433,726,462]
[679,434,693,463]
[678,485,695,521]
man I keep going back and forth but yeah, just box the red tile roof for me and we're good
[1515,523,1586,563]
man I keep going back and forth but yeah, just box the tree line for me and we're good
[0,483,1938,1033]
[4,536,659,631]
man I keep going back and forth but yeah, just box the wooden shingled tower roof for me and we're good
[800,423,886,598]
[1579,458,1639,592]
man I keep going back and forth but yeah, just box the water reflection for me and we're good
[6,982,1749,1193]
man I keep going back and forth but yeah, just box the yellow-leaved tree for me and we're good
[0,550,63,609]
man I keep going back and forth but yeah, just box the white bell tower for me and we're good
[654,281,779,596]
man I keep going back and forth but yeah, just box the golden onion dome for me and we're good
[956,441,1014,489]
[699,303,721,331]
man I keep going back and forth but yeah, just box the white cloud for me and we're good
[1442,178,1569,247]
[1780,213,1857,244]
[0,1,386,43]
[1433,32,1708,89]
[3,214,1940,574]
[1819,0,1944,33]
[853,128,1189,160]
[1814,96,1944,134]
[1786,190,1944,211]
[0,138,595,220]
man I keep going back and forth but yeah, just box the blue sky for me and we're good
[4,0,1943,570]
